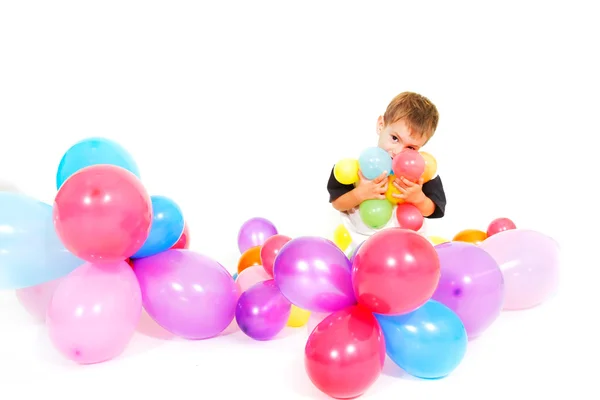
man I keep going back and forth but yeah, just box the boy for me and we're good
[326,91,446,248]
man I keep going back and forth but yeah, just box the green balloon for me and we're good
[359,199,393,229]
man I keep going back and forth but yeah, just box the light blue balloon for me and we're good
[232,272,238,281]
[56,137,141,189]
[358,147,392,180]
[0,192,85,290]
[131,195,185,259]
[375,300,468,379]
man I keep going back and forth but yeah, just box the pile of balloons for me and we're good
[333,146,437,230]
[1,137,242,364]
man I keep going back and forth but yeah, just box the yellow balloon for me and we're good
[334,158,359,185]
[287,304,311,327]
[428,235,450,245]
[385,175,404,205]
[333,224,352,251]
[419,151,438,183]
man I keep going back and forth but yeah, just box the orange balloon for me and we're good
[453,229,487,245]
[237,245,262,273]
[419,151,437,183]
[385,175,404,205]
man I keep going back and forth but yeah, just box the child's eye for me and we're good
[391,135,398,142]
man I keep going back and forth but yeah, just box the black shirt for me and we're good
[326,166,447,218]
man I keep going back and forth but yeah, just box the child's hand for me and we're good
[355,170,388,201]
[392,176,426,204]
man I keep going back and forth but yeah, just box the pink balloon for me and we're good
[46,261,142,364]
[236,265,271,292]
[392,149,425,182]
[260,234,292,277]
[395,203,424,231]
[479,229,559,310]
[487,217,516,237]
[16,277,64,322]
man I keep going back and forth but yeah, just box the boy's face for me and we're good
[376,116,427,158]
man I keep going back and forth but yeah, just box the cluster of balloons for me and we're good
[333,146,437,230]
[233,217,313,339]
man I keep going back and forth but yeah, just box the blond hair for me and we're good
[383,92,439,142]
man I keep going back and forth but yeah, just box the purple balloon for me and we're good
[273,236,356,313]
[134,249,238,340]
[431,241,505,339]
[235,279,291,341]
[237,217,278,254]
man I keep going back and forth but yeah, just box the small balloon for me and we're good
[486,217,517,237]
[171,222,190,250]
[358,147,392,180]
[332,224,352,251]
[419,151,438,182]
[385,175,404,205]
[287,304,311,327]
[235,265,271,292]
[131,195,185,259]
[334,158,360,184]
[453,229,487,245]
[429,236,450,245]
[392,148,425,182]
[237,245,262,274]
[359,199,393,229]
[395,203,424,231]
[260,234,292,277]
[375,300,468,379]
[237,217,278,254]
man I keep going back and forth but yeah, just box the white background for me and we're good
[1,1,598,399]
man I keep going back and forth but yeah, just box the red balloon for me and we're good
[305,305,385,399]
[487,217,516,237]
[395,203,424,231]
[352,228,440,315]
[171,222,190,250]
[53,164,152,263]
[392,148,425,182]
[260,234,292,277]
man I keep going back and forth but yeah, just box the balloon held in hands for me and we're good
[333,158,360,184]
[392,148,425,182]
[358,147,392,180]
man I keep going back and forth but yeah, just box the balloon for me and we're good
[305,305,385,399]
[0,192,85,290]
[359,199,393,229]
[479,229,559,310]
[392,148,425,182]
[287,304,311,327]
[53,164,152,263]
[235,279,291,340]
[395,203,424,231]
[46,261,142,364]
[385,175,404,205]
[232,272,238,281]
[332,224,351,251]
[419,151,438,182]
[273,236,356,313]
[453,229,487,245]
[171,221,190,250]
[431,242,505,338]
[352,228,440,315]
[236,265,271,292]
[131,195,184,259]
[349,241,364,264]
[429,235,450,245]
[260,234,292,277]
[334,158,359,184]
[237,245,262,273]
[16,277,64,322]
[237,217,278,254]
[358,147,392,180]
[375,300,468,379]
[134,249,238,339]
[56,137,140,190]
[486,217,516,237]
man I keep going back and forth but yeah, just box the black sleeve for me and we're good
[422,175,446,218]
[327,166,355,203]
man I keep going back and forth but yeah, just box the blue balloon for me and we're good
[358,147,392,180]
[56,137,140,189]
[0,192,85,290]
[131,195,185,259]
[232,272,238,281]
[375,300,468,379]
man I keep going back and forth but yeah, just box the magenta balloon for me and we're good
[479,229,559,310]
[134,249,238,339]
[237,217,278,253]
[273,236,356,313]
[235,279,291,341]
[431,242,504,339]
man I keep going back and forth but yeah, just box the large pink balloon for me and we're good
[479,229,559,310]
[16,277,63,322]
[46,261,142,364]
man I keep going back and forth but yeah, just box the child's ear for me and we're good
[376,115,384,134]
